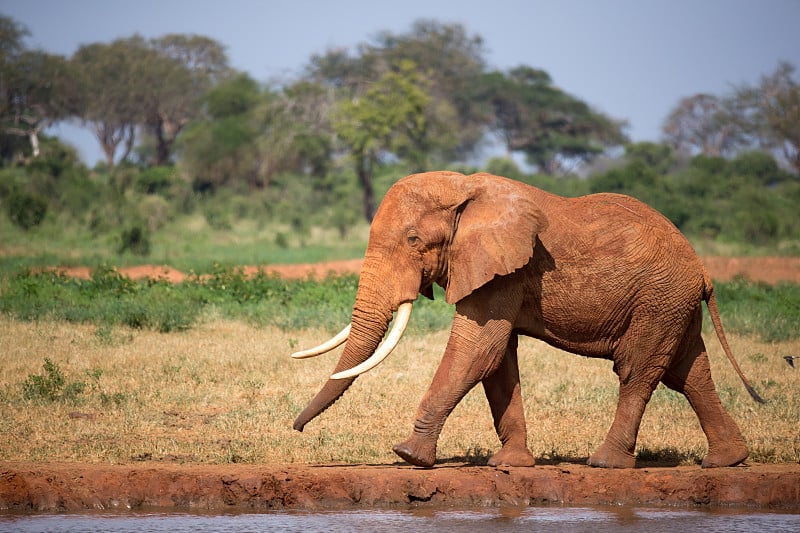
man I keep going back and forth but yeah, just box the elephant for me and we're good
[291,171,764,469]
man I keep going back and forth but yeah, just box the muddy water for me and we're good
[2,507,799,533]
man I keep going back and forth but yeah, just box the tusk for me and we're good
[331,302,412,380]
[290,324,351,359]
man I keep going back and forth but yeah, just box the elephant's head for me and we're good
[291,171,548,431]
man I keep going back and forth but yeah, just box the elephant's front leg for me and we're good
[393,301,516,467]
[482,334,536,467]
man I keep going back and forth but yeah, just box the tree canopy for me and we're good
[1,14,797,231]
[480,66,628,174]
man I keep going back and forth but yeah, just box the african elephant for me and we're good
[291,171,763,469]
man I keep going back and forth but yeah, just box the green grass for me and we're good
[0,265,455,335]
[709,277,800,342]
[0,214,370,276]
[1,265,797,342]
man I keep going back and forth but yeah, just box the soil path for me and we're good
[49,256,800,285]
[2,462,799,512]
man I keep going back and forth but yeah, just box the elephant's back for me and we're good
[542,192,706,306]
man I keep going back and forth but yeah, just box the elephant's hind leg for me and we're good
[481,334,536,467]
[587,379,656,468]
[588,330,671,468]
[661,333,748,468]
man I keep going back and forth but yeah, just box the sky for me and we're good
[3,0,799,165]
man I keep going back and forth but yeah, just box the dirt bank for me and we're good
[2,462,799,513]
[48,256,800,285]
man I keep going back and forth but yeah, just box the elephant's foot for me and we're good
[487,444,535,467]
[587,442,636,469]
[701,443,748,468]
[393,436,437,468]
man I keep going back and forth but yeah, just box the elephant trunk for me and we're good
[293,270,396,432]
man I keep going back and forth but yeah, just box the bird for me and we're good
[784,356,798,368]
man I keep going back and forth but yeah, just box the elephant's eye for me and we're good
[407,235,420,247]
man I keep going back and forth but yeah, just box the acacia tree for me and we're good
[481,66,627,174]
[366,20,487,158]
[260,80,334,180]
[0,17,75,160]
[662,93,745,157]
[308,20,486,163]
[71,34,229,168]
[732,62,800,174]
[71,37,151,167]
[333,60,452,221]
[144,34,229,165]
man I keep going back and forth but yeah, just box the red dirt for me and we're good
[7,256,799,513]
[2,462,799,512]
[46,256,800,285]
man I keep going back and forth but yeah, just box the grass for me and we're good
[1,215,798,467]
[1,266,797,342]
[0,317,798,466]
[0,266,456,335]
[0,214,370,276]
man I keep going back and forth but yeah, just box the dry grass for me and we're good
[1,317,798,466]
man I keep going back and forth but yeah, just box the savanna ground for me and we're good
[1,256,799,512]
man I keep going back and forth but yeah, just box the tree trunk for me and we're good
[28,131,40,158]
[356,150,376,223]
[154,122,171,166]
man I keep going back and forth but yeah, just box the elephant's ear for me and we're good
[445,178,548,304]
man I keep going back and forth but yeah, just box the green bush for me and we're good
[118,225,151,256]
[7,190,47,229]
[22,358,86,402]
[134,166,176,195]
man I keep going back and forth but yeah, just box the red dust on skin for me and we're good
[6,257,798,512]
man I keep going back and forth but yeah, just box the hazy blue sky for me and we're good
[3,0,799,165]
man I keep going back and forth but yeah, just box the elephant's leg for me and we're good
[481,334,535,467]
[393,301,517,468]
[587,381,654,468]
[662,334,748,468]
[588,334,671,468]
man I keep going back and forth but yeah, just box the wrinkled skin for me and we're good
[294,171,759,469]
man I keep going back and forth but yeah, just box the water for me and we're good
[2,506,799,533]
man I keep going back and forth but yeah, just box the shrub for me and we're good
[7,190,47,229]
[138,195,173,231]
[22,358,86,402]
[118,225,151,256]
[134,166,176,195]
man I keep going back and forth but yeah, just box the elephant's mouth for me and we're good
[420,266,442,300]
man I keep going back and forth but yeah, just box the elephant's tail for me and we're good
[703,271,766,404]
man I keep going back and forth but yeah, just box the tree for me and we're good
[143,34,230,165]
[307,20,487,162]
[178,73,264,191]
[480,66,627,174]
[0,16,76,160]
[71,34,230,168]
[732,62,800,174]
[333,60,445,221]
[662,93,745,157]
[264,80,334,179]
[367,20,488,158]
[71,37,151,167]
